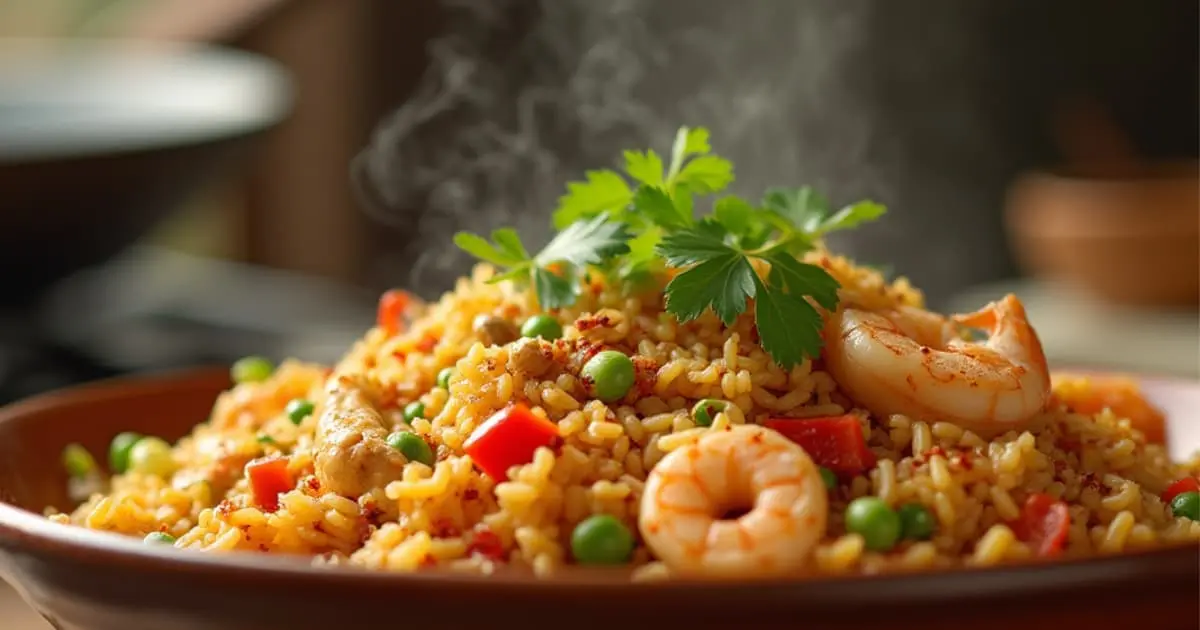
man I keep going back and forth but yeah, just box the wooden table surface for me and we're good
[2,579,51,630]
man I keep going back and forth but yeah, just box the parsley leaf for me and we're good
[452,231,527,267]
[762,186,830,232]
[532,266,579,309]
[656,222,732,267]
[677,155,733,195]
[751,273,825,369]
[634,185,691,230]
[664,253,756,325]
[553,171,633,229]
[536,213,632,268]
[456,213,631,310]
[763,252,841,311]
[624,150,664,188]
[820,200,887,234]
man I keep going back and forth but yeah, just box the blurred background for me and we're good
[0,0,1196,410]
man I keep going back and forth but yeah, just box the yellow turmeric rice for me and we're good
[48,251,1200,579]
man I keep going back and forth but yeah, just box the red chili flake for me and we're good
[748,325,760,343]
[951,454,974,471]
[575,313,614,332]
[361,502,383,523]
[467,525,505,561]
[632,356,659,396]
[216,500,234,518]
[463,488,479,501]
[418,554,437,569]
[922,446,946,459]
[392,350,408,361]
[432,518,459,538]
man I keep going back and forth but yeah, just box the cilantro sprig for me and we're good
[454,126,887,368]
[453,214,631,309]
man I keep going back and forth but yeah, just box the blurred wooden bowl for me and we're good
[1005,162,1199,308]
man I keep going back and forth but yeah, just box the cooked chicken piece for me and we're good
[508,337,555,378]
[313,376,407,497]
[472,314,519,347]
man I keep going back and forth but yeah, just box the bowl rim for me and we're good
[0,37,292,163]
[0,368,1196,601]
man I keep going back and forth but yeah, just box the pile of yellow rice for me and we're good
[48,250,1200,579]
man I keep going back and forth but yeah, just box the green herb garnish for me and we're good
[454,126,887,368]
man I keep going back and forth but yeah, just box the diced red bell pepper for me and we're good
[763,415,877,476]
[466,524,506,561]
[245,456,293,512]
[464,404,560,480]
[1162,477,1200,504]
[1014,492,1070,557]
[377,290,411,336]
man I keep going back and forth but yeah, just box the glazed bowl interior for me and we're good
[0,370,1196,630]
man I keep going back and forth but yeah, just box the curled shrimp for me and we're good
[638,424,828,578]
[824,293,1050,437]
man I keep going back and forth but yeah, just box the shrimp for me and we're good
[1052,372,1166,444]
[823,293,1050,437]
[638,424,828,578]
[313,376,408,497]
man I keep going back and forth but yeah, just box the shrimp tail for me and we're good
[952,293,1024,333]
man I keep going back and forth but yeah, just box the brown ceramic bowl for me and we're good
[1005,161,1200,308]
[0,370,1196,630]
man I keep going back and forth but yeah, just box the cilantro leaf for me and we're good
[553,170,633,229]
[762,186,830,232]
[751,274,825,369]
[664,253,756,325]
[820,200,887,234]
[677,155,733,195]
[666,127,710,182]
[656,222,732,267]
[763,252,841,311]
[453,232,525,266]
[491,228,529,261]
[532,266,578,309]
[624,150,664,188]
[713,196,755,235]
[536,213,632,268]
[634,185,690,230]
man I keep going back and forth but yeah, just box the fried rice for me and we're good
[47,250,1200,579]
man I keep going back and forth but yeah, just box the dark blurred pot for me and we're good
[0,39,290,307]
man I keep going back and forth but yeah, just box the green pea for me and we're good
[844,496,901,552]
[231,356,274,384]
[403,401,426,422]
[520,314,564,341]
[436,367,455,389]
[819,467,838,491]
[143,532,176,545]
[256,434,277,446]
[285,398,314,425]
[62,443,97,478]
[897,503,937,540]
[386,432,435,467]
[127,437,176,478]
[108,432,143,474]
[570,514,634,565]
[581,351,636,403]
[690,399,727,427]
[1170,491,1200,521]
